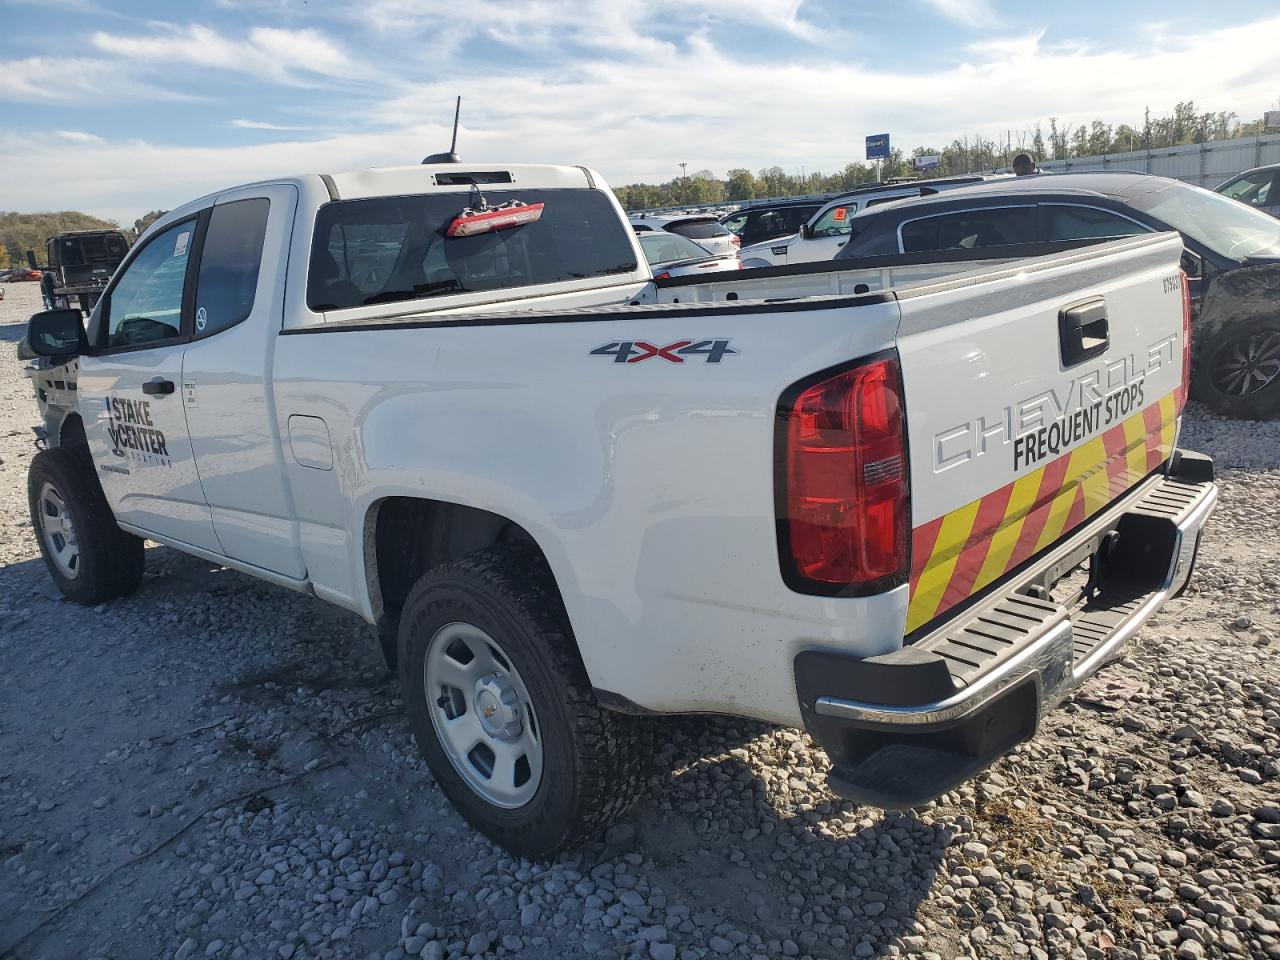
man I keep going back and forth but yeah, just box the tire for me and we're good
[398,545,646,857]
[28,447,145,605]
[1192,316,1280,420]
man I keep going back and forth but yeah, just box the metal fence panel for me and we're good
[1039,135,1280,187]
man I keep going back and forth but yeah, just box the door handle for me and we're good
[142,377,175,396]
[1058,297,1109,367]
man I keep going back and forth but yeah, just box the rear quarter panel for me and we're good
[272,299,903,726]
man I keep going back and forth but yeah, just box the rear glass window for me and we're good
[638,232,712,265]
[667,219,729,240]
[308,189,638,311]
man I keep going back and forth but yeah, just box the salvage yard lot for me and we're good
[1,279,1278,960]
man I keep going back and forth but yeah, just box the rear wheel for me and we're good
[28,447,145,605]
[1193,318,1280,420]
[398,545,646,857]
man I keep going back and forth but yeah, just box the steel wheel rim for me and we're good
[424,622,543,809]
[37,481,79,579]
[1210,330,1280,397]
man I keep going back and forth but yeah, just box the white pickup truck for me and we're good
[23,161,1216,857]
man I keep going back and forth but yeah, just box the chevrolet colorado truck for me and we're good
[23,161,1216,857]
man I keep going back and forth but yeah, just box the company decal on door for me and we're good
[105,395,172,467]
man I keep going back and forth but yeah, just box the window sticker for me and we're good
[195,306,208,332]
[174,231,190,258]
[833,207,847,222]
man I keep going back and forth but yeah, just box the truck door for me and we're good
[180,184,306,579]
[77,215,223,552]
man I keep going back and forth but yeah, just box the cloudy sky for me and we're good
[2,0,1278,223]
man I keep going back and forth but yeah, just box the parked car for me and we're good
[21,160,1214,857]
[737,175,1006,268]
[720,199,826,247]
[1215,163,1280,219]
[834,172,1280,419]
[637,231,740,278]
[6,268,43,282]
[628,213,738,257]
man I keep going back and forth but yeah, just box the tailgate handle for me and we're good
[1058,297,1109,367]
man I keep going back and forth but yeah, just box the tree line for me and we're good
[614,100,1276,210]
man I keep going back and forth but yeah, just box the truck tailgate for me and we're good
[896,234,1187,634]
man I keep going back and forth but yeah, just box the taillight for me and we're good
[653,270,670,280]
[730,235,741,248]
[777,355,909,594]
[1178,268,1191,412]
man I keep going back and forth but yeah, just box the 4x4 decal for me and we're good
[590,339,738,364]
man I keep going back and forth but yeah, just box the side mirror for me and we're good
[800,223,814,240]
[1180,249,1204,279]
[27,309,87,359]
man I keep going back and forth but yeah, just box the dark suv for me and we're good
[31,229,131,312]
[720,200,826,247]
[836,173,1280,420]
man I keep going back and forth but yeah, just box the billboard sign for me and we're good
[1266,111,1280,132]
[912,155,941,171]
[865,134,891,160]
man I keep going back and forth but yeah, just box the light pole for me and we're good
[678,162,688,202]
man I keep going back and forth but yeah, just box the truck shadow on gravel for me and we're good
[2,542,949,960]
[625,717,951,958]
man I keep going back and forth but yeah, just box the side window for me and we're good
[811,204,856,238]
[721,213,747,236]
[784,207,817,231]
[901,207,1035,253]
[1044,205,1148,241]
[105,219,195,349]
[193,198,271,338]
[1219,171,1273,207]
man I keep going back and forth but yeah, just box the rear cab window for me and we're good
[309,188,638,312]
[194,198,271,337]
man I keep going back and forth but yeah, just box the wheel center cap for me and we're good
[474,673,522,740]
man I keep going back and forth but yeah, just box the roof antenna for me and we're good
[422,97,461,164]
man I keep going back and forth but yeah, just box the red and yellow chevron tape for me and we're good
[906,391,1179,633]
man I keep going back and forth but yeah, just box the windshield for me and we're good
[1131,183,1280,260]
[308,188,638,311]
[638,232,713,265]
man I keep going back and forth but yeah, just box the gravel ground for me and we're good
[1,279,1278,960]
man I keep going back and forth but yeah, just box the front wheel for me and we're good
[28,447,145,605]
[1193,318,1280,420]
[398,546,646,857]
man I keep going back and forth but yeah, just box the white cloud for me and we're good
[3,12,1280,222]
[90,24,359,84]
[55,130,106,144]
[229,119,311,131]
[0,55,195,103]
[918,0,999,28]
